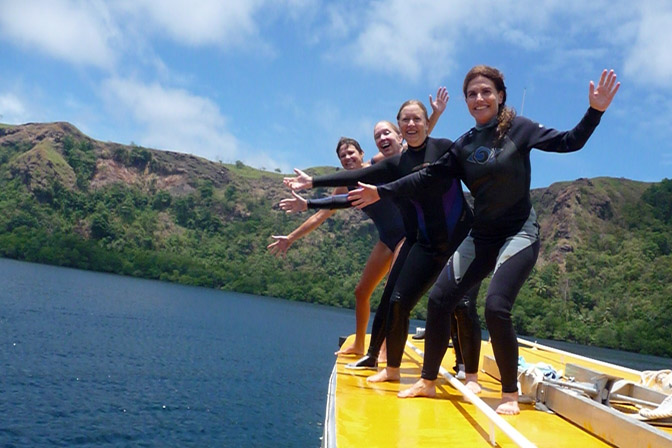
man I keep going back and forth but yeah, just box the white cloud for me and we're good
[0,93,28,124]
[623,1,672,88]
[99,78,291,171]
[113,0,266,48]
[328,0,659,86]
[337,1,468,81]
[101,78,240,162]
[0,0,119,69]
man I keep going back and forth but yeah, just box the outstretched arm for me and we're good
[427,86,449,135]
[526,69,621,154]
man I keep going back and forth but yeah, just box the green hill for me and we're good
[1,122,670,355]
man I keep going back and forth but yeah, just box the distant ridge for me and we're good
[1,122,670,356]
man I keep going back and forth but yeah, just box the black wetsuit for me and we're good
[308,192,404,252]
[378,107,604,391]
[313,137,480,369]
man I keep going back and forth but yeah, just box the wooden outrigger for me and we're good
[322,335,672,447]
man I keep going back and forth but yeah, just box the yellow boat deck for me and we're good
[325,335,672,448]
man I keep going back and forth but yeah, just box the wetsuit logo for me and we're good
[467,146,502,165]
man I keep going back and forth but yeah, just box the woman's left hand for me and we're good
[589,69,620,112]
[278,191,308,214]
[347,182,380,209]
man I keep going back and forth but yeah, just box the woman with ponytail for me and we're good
[348,65,620,414]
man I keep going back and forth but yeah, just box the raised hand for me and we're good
[589,69,620,112]
[430,86,449,115]
[267,235,291,257]
[346,182,380,209]
[283,168,313,191]
[279,191,308,214]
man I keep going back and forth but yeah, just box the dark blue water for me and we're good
[1,258,670,447]
[0,258,357,447]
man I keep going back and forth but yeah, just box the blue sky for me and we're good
[1,0,670,188]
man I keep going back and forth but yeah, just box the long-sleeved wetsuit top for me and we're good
[378,108,603,242]
[307,192,405,251]
[312,137,472,252]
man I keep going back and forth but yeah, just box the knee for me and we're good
[355,277,378,302]
[353,284,370,303]
[390,293,413,316]
[428,283,447,308]
[484,295,512,324]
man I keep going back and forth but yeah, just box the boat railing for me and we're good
[516,337,641,376]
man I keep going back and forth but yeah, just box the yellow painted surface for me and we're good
[330,335,670,448]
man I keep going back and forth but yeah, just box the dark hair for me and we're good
[396,100,428,122]
[335,137,363,156]
[463,65,516,144]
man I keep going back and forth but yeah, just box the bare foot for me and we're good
[367,367,400,383]
[495,392,520,415]
[398,379,436,398]
[464,373,481,394]
[335,343,364,356]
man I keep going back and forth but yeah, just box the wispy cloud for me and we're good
[328,1,665,86]
[334,1,468,81]
[112,0,264,48]
[623,1,672,88]
[101,78,240,162]
[0,0,119,69]
[98,77,292,171]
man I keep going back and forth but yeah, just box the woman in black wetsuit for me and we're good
[348,66,620,414]
[269,137,405,356]
[284,99,482,386]
[274,89,450,358]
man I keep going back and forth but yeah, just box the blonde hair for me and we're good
[374,120,401,137]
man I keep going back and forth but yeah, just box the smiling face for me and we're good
[373,121,403,158]
[397,103,428,147]
[464,75,504,126]
[337,143,364,170]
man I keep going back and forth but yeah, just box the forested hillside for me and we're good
[1,122,670,356]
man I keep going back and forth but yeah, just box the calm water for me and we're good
[0,258,356,447]
[1,258,669,447]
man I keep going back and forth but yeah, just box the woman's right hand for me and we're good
[279,191,308,214]
[283,168,313,191]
